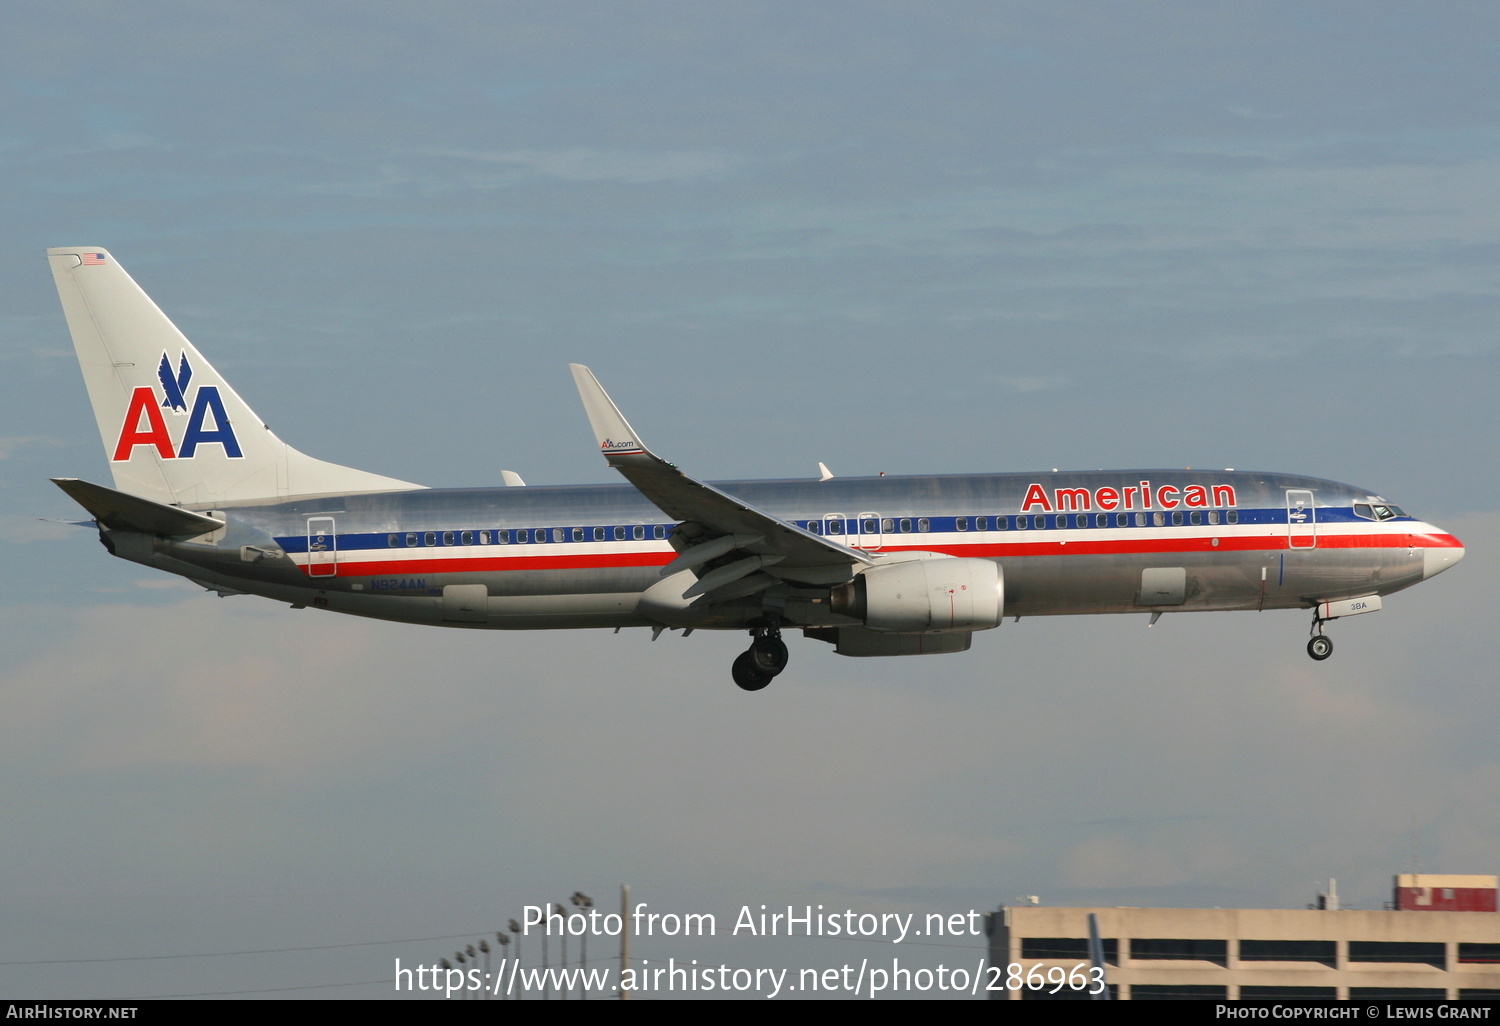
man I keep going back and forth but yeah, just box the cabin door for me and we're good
[1286,490,1316,549]
[307,516,337,576]
[852,512,884,551]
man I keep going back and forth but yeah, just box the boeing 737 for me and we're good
[45,247,1465,690]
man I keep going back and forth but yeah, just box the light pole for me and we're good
[494,931,510,1000]
[507,919,524,1000]
[478,940,490,1000]
[555,902,569,999]
[620,883,630,1001]
[571,891,594,999]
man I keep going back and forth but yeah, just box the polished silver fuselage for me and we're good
[121,469,1458,633]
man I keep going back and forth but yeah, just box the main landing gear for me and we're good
[1307,612,1333,661]
[732,628,789,691]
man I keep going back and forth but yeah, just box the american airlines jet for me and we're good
[46,247,1465,690]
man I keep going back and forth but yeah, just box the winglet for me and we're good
[565,365,871,577]
[569,364,652,462]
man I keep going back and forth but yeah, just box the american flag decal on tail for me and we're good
[80,252,107,265]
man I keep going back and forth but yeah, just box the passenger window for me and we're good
[807,520,820,534]
[387,534,399,547]
[425,532,437,546]
[828,520,843,534]
[1016,516,1028,530]
[1227,511,1239,524]
[917,518,930,533]
[1095,514,1107,528]
[899,519,912,533]
[406,533,418,547]
[571,528,583,542]
[956,517,969,532]
[1034,516,1046,530]
[862,519,877,535]
[633,525,645,540]
[515,530,528,544]
[654,525,666,539]
[997,517,1009,531]
[461,531,472,544]
[1153,513,1165,527]
[976,517,988,531]
[1207,511,1219,526]
[496,530,509,544]
[479,531,490,544]
[614,526,626,541]
[593,527,605,541]
[1171,512,1183,526]
[443,532,456,545]
[882,518,894,533]
[1134,514,1145,527]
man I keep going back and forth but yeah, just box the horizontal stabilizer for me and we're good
[52,477,224,536]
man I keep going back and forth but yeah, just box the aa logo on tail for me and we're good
[112,351,243,461]
[157,352,192,412]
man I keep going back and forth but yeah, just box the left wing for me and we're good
[569,365,870,595]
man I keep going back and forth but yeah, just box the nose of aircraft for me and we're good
[1423,536,1465,579]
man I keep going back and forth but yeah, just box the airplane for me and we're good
[45,246,1465,691]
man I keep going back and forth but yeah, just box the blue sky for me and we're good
[2,1,1497,999]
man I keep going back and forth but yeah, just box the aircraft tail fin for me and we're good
[47,248,423,506]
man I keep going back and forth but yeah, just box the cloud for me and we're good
[993,375,1070,393]
[413,146,740,184]
[0,435,63,459]
[0,514,79,543]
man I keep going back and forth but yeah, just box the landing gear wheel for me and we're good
[1307,635,1333,661]
[732,651,773,691]
[749,636,789,675]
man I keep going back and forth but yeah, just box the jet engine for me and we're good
[830,556,1003,633]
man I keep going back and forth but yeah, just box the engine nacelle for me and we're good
[831,556,1003,633]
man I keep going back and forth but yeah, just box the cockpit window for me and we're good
[1372,504,1406,520]
[1353,503,1375,521]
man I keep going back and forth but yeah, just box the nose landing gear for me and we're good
[1307,612,1333,661]
[732,628,788,691]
